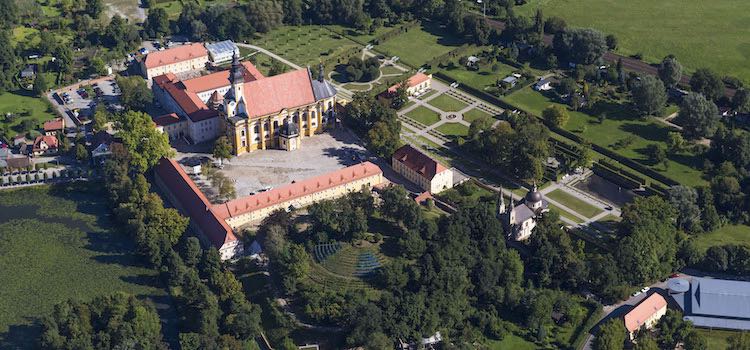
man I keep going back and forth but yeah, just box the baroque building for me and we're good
[497,185,549,241]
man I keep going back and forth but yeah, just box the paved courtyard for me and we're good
[218,128,369,197]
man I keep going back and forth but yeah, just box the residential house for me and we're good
[623,293,668,340]
[20,64,37,79]
[43,118,65,136]
[534,77,553,91]
[32,135,59,156]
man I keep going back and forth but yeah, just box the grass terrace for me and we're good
[548,203,585,224]
[503,87,704,186]
[405,106,441,126]
[546,189,603,219]
[517,0,750,81]
[375,21,465,68]
[428,94,469,112]
[252,25,360,67]
[0,185,170,349]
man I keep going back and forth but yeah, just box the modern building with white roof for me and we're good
[669,277,750,330]
[206,40,240,65]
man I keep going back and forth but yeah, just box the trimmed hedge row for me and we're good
[592,162,642,190]
[599,159,646,186]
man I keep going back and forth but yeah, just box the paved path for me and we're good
[236,43,302,70]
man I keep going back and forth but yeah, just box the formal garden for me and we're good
[0,184,171,349]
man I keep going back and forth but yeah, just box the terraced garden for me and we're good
[306,242,387,292]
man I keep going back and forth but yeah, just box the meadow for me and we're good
[516,0,750,81]
[0,91,57,141]
[375,22,465,68]
[0,184,170,349]
[692,224,750,252]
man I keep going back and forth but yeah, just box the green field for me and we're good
[436,122,469,137]
[549,202,585,224]
[0,91,57,141]
[503,87,705,186]
[0,185,169,349]
[429,94,469,112]
[463,108,494,123]
[486,334,538,350]
[405,106,441,126]
[441,62,517,92]
[517,0,750,81]
[252,25,360,68]
[692,224,750,251]
[694,328,746,350]
[375,22,464,68]
[546,189,603,219]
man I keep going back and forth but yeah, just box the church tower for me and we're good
[225,52,245,118]
[497,189,506,215]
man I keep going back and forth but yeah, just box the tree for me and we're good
[679,92,719,139]
[367,120,400,158]
[633,336,659,350]
[92,107,110,132]
[658,56,682,88]
[282,0,303,25]
[268,59,287,76]
[115,110,174,173]
[542,105,570,127]
[544,16,566,34]
[732,88,750,113]
[181,237,202,267]
[391,78,409,110]
[553,28,607,65]
[631,75,667,116]
[683,330,708,350]
[556,77,577,97]
[33,72,48,96]
[244,0,283,33]
[85,0,104,18]
[0,0,18,29]
[89,57,107,76]
[594,318,625,350]
[646,144,666,166]
[75,144,89,163]
[667,132,686,154]
[689,68,724,101]
[668,185,701,232]
[213,136,232,166]
[656,309,693,349]
[116,75,153,112]
[365,332,391,350]
[144,7,170,38]
[605,34,618,50]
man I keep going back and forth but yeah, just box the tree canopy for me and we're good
[679,92,719,139]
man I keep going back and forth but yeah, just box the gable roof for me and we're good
[154,158,237,249]
[213,162,382,220]
[43,118,64,131]
[242,69,316,118]
[180,61,264,93]
[392,144,448,180]
[388,72,431,93]
[33,135,58,151]
[689,277,750,320]
[624,293,668,333]
[154,113,182,127]
[144,43,208,69]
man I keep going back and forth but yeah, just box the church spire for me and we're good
[497,189,506,215]
[229,52,244,87]
[318,62,324,82]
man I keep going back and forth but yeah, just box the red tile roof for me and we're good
[153,73,177,87]
[414,191,433,204]
[242,69,316,118]
[213,162,382,219]
[623,293,667,333]
[179,61,264,93]
[388,72,431,93]
[144,43,208,69]
[392,144,448,180]
[154,113,182,127]
[43,118,64,132]
[33,135,58,152]
[154,158,236,249]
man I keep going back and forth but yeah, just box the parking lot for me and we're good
[47,77,123,127]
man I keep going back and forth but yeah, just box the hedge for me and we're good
[570,301,603,350]
[592,162,642,190]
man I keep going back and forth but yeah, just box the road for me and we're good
[236,43,302,70]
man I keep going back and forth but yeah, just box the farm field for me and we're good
[0,91,57,141]
[503,87,705,186]
[516,0,750,81]
[375,22,464,68]
[405,106,441,126]
[692,224,750,252]
[0,184,170,349]
[252,25,360,68]
[429,94,469,112]
[546,189,603,219]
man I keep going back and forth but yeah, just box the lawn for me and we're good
[463,108,494,123]
[436,122,469,137]
[548,202,585,224]
[0,184,170,349]
[380,65,405,76]
[516,0,750,81]
[694,328,742,350]
[11,27,40,47]
[503,87,705,186]
[0,91,57,141]
[546,189,603,219]
[692,224,750,252]
[429,94,469,112]
[375,21,465,68]
[252,25,360,68]
[441,62,517,91]
[405,106,441,126]
[486,334,537,350]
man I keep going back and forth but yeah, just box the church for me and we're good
[497,185,549,241]
[153,54,338,155]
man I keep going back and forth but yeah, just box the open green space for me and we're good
[486,334,537,350]
[503,87,705,186]
[436,122,469,137]
[418,90,439,100]
[253,25,360,68]
[428,94,469,112]
[441,62,517,91]
[463,108,493,123]
[380,65,405,76]
[692,224,750,252]
[324,24,391,45]
[149,0,239,18]
[517,0,750,82]
[0,91,57,141]
[546,189,603,219]
[405,106,441,126]
[0,185,168,349]
[548,203,585,224]
[694,328,743,350]
[342,83,371,91]
[375,22,465,68]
